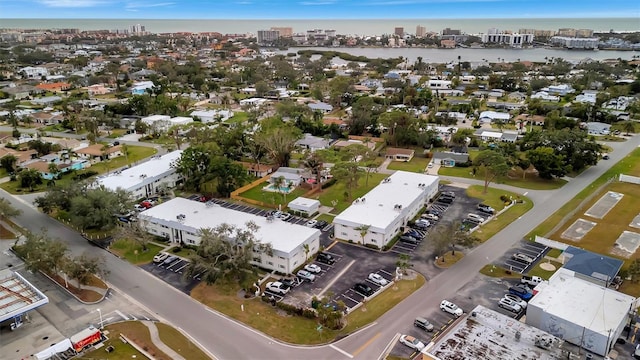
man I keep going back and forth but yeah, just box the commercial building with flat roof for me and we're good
[95,150,182,199]
[333,171,439,248]
[525,267,635,356]
[139,198,321,274]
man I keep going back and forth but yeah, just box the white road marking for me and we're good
[330,344,354,358]
[523,192,528,196]
[115,309,129,320]
[317,259,356,297]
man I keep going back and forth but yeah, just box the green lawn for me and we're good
[438,165,567,190]
[190,275,424,344]
[527,147,640,239]
[316,172,388,214]
[156,323,211,360]
[238,183,308,208]
[226,111,248,124]
[387,157,431,173]
[109,238,164,265]
[77,324,147,360]
[466,185,534,242]
[0,146,157,194]
[170,246,197,258]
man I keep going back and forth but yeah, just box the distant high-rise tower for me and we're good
[130,24,146,34]
[394,27,404,36]
[257,30,280,44]
[415,25,426,38]
[270,27,292,38]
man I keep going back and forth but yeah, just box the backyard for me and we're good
[386,156,431,173]
[190,275,425,344]
[0,145,157,194]
[238,181,308,208]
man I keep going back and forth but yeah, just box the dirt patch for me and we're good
[0,223,16,239]
[47,273,103,303]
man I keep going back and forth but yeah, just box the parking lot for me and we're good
[140,256,201,293]
[501,240,549,273]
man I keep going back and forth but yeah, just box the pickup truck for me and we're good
[521,275,543,287]
[265,281,290,295]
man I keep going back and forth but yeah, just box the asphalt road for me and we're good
[2,136,638,360]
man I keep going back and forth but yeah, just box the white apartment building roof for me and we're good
[140,197,320,254]
[141,114,170,124]
[96,150,182,192]
[334,171,439,233]
[529,267,634,338]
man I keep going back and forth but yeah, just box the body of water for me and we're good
[276,46,638,64]
[1,18,638,36]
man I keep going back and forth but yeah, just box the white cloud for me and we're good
[125,1,174,9]
[299,0,336,4]
[37,0,108,7]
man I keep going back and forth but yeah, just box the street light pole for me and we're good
[96,308,103,329]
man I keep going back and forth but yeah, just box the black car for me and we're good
[314,220,328,229]
[353,283,374,296]
[400,235,419,244]
[438,196,453,204]
[428,209,442,216]
[316,252,336,265]
[407,229,423,238]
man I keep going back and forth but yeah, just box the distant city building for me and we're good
[557,28,577,37]
[440,39,456,48]
[394,27,404,36]
[519,29,556,37]
[481,29,534,47]
[442,27,461,36]
[292,33,307,43]
[257,29,280,44]
[415,25,426,38]
[557,28,594,38]
[130,24,146,34]
[270,27,292,38]
[550,36,599,49]
[324,29,336,38]
[576,29,594,38]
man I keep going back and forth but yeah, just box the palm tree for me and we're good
[272,175,286,203]
[355,225,371,246]
[303,243,310,261]
[47,163,59,179]
[623,121,635,136]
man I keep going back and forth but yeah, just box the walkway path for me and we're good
[141,321,186,360]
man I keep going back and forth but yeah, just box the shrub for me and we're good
[172,247,182,253]
[500,195,510,203]
[72,171,98,181]
[364,243,380,250]
[322,178,337,189]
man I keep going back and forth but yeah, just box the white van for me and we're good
[467,213,485,223]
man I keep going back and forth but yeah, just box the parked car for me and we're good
[477,204,495,215]
[144,199,157,206]
[512,253,534,264]
[422,213,439,221]
[602,154,610,160]
[296,270,316,282]
[634,344,640,360]
[353,283,374,296]
[442,191,456,198]
[407,229,423,238]
[314,220,328,229]
[414,317,434,332]
[498,298,523,313]
[503,294,527,309]
[161,255,178,266]
[140,201,153,209]
[467,213,485,223]
[280,277,299,288]
[521,275,543,287]
[399,335,425,351]
[428,208,442,216]
[306,220,318,228]
[400,235,419,244]
[316,252,336,265]
[134,204,146,212]
[153,252,169,263]
[304,263,322,274]
[272,210,283,218]
[368,273,388,286]
[509,285,533,301]
[278,212,292,221]
[438,196,453,204]
[440,300,463,317]
[266,281,290,295]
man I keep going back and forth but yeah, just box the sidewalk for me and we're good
[142,321,186,360]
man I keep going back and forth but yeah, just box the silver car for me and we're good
[498,298,522,313]
[296,269,316,282]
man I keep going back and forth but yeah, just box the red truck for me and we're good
[71,326,102,353]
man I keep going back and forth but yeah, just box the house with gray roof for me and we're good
[296,133,332,152]
[431,152,469,167]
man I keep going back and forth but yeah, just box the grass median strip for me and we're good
[156,323,211,360]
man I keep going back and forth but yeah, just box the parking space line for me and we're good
[115,309,129,320]
[325,240,339,251]
[175,263,188,272]
[329,344,354,359]
[318,259,356,297]
[379,269,393,276]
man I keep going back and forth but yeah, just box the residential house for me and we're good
[35,82,71,93]
[427,79,452,90]
[2,84,40,99]
[530,91,560,102]
[477,130,504,142]
[574,91,597,105]
[75,144,123,163]
[30,96,62,106]
[544,84,575,96]
[190,109,234,123]
[29,111,64,125]
[478,111,511,123]
[131,81,155,95]
[296,133,332,152]
[238,162,276,178]
[87,84,112,96]
[0,147,38,167]
[269,167,303,187]
[501,132,519,143]
[141,115,171,133]
[432,152,469,167]
[288,197,320,217]
[385,147,415,162]
[308,102,333,113]
[19,66,49,79]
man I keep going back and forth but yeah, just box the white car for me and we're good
[133,204,146,212]
[279,213,292,221]
[153,252,169,263]
[440,300,463,317]
[296,269,316,282]
[421,213,439,221]
[306,220,318,228]
[399,335,425,351]
[265,281,290,295]
[304,263,322,274]
[503,294,527,309]
[368,273,388,286]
